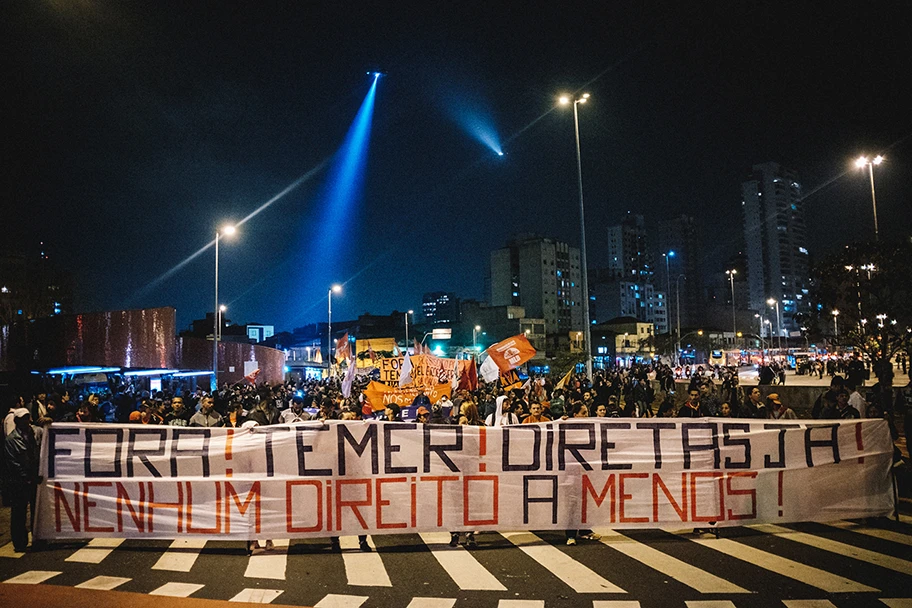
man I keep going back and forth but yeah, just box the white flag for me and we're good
[450,357,460,391]
[399,353,413,388]
[479,355,500,383]
[341,358,357,398]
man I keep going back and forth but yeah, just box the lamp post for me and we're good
[404,309,414,348]
[213,224,236,390]
[559,92,592,379]
[218,304,227,341]
[726,269,737,346]
[855,155,884,241]
[473,325,481,352]
[675,274,686,365]
[663,251,675,335]
[832,309,839,339]
[328,284,341,364]
[767,298,782,357]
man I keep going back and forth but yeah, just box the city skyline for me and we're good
[6,2,911,332]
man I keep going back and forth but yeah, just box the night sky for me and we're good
[6,1,911,332]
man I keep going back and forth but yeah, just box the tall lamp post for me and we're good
[328,284,342,364]
[675,274,686,366]
[404,309,414,349]
[726,269,737,346]
[473,325,481,352]
[560,92,592,379]
[767,298,782,357]
[217,305,227,341]
[663,251,675,338]
[855,155,884,241]
[213,224,236,390]
[832,309,839,339]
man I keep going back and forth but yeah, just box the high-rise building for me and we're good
[589,272,668,334]
[606,213,653,281]
[656,214,703,329]
[422,292,460,326]
[741,162,810,334]
[489,235,582,335]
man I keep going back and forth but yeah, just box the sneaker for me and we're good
[359,540,372,552]
[566,537,577,546]
[580,532,601,541]
[264,540,274,551]
[465,533,477,548]
[449,533,459,547]
[330,538,341,552]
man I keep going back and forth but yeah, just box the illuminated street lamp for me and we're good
[473,325,482,352]
[218,304,227,341]
[726,269,737,344]
[328,284,342,363]
[832,309,839,338]
[404,309,414,348]
[213,224,236,389]
[767,298,782,355]
[559,92,592,379]
[663,251,675,336]
[855,155,884,241]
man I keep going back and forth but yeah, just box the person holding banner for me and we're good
[4,409,39,552]
[450,402,485,547]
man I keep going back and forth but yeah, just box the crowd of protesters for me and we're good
[3,359,909,553]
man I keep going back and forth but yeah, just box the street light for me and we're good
[404,310,414,348]
[560,92,593,379]
[214,224,237,390]
[726,269,737,345]
[328,284,342,364]
[663,251,675,335]
[832,309,839,338]
[855,155,884,241]
[675,274,686,365]
[767,298,782,356]
[473,325,481,352]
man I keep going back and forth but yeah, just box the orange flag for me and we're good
[485,334,537,372]
[335,332,351,362]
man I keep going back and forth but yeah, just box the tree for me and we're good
[806,240,912,384]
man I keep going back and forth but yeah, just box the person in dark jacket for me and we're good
[5,409,40,552]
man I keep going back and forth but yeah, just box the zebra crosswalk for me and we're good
[1,518,911,607]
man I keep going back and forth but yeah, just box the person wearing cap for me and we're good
[766,393,797,420]
[5,409,40,552]
[415,406,430,423]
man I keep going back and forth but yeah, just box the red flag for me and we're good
[458,359,478,391]
[335,332,351,362]
[244,368,261,385]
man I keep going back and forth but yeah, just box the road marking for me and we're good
[497,601,545,608]
[752,524,912,576]
[338,536,391,587]
[244,539,290,580]
[899,514,912,525]
[782,601,838,608]
[502,532,626,593]
[881,600,912,608]
[314,594,369,608]
[594,529,749,594]
[152,538,208,571]
[0,543,25,559]
[406,599,457,608]
[2,571,61,585]
[827,520,912,546]
[685,602,737,608]
[419,532,506,591]
[65,538,124,563]
[230,588,284,603]
[592,602,642,608]
[149,582,204,597]
[75,576,131,591]
[688,536,878,592]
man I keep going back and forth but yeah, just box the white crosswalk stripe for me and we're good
[685,535,878,592]
[419,532,506,591]
[2,570,61,584]
[244,539,290,580]
[65,538,124,563]
[502,532,626,593]
[594,529,749,594]
[751,524,912,576]
[75,576,131,590]
[338,535,391,587]
[827,520,912,546]
[152,538,208,571]
[497,601,545,608]
[0,543,25,559]
[592,602,642,608]
[229,588,284,603]
[685,601,737,608]
[881,599,912,608]
[405,599,457,608]
[149,581,204,597]
[781,601,838,608]
[314,594,369,608]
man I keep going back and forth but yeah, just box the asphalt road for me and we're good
[2,511,911,608]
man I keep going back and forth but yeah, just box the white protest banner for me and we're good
[36,419,894,540]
